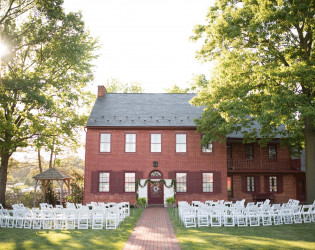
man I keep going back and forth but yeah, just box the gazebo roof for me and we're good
[32,168,72,180]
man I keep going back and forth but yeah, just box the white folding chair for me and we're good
[106,208,120,229]
[54,208,65,229]
[23,208,33,229]
[42,210,54,229]
[234,207,248,227]
[223,208,235,227]
[197,207,209,227]
[78,210,90,229]
[64,209,77,229]
[247,207,260,226]
[91,210,104,229]
[32,209,42,229]
[209,208,222,227]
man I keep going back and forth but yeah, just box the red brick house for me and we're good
[83,86,306,205]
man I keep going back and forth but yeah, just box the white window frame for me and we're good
[100,133,111,152]
[124,172,136,192]
[176,134,186,153]
[99,172,110,192]
[176,173,187,192]
[125,134,136,152]
[202,173,213,192]
[151,134,161,153]
[269,176,278,192]
[247,176,255,192]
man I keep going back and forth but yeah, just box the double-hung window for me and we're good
[201,135,213,153]
[269,176,278,192]
[245,144,254,159]
[176,173,187,192]
[99,172,110,192]
[151,134,161,152]
[125,134,136,152]
[176,134,186,153]
[268,145,277,159]
[124,173,136,192]
[202,173,213,192]
[100,133,111,152]
[247,176,255,192]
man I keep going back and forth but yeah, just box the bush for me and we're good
[166,197,175,205]
[67,171,84,204]
[136,197,147,208]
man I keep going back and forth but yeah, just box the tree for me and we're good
[165,84,190,93]
[105,77,144,93]
[0,0,98,206]
[191,0,314,202]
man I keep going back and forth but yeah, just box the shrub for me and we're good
[136,197,147,207]
[166,197,175,205]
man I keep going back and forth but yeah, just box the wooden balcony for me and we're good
[227,158,301,172]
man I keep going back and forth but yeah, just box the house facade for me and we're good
[83,86,306,206]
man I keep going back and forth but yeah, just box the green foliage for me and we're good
[191,0,314,150]
[0,0,98,205]
[44,182,58,206]
[136,197,147,208]
[66,170,84,204]
[191,0,315,202]
[165,85,191,93]
[106,77,144,93]
[166,197,175,205]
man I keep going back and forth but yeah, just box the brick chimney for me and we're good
[97,85,107,98]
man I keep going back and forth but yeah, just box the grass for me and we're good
[167,208,315,250]
[0,208,143,250]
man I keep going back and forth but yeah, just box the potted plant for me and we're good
[165,197,175,208]
[136,197,147,208]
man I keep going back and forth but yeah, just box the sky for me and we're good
[63,0,214,93]
[14,0,215,162]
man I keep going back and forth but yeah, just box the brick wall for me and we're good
[84,128,227,204]
[230,174,297,204]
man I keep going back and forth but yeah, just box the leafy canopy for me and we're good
[191,0,314,152]
[0,0,98,157]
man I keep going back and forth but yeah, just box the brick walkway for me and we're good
[123,207,181,250]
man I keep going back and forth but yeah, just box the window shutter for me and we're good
[91,171,99,194]
[277,175,283,193]
[213,171,221,194]
[117,172,124,194]
[188,172,195,194]
[168,171,175,179]
[241,176,247,193]
[254,176,260,193]
[110,172,117,194]
[264,176,269,193]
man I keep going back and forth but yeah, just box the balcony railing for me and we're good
[227,158,300,171]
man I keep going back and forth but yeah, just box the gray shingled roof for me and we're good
[86,93,285,139]
[86,93,203,127]
[33,168,72,180]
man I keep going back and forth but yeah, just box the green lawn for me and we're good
[168,208,315,250]
[0,208,143,250]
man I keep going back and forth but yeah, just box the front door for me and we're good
[148,181,164,204]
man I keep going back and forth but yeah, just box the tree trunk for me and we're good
[49,147,54,169]
[0,153,10,207]
[304,118,315,204]
[38,149,43,173]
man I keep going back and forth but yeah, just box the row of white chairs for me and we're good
[178,199,315,228]
[0,202,130,230]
